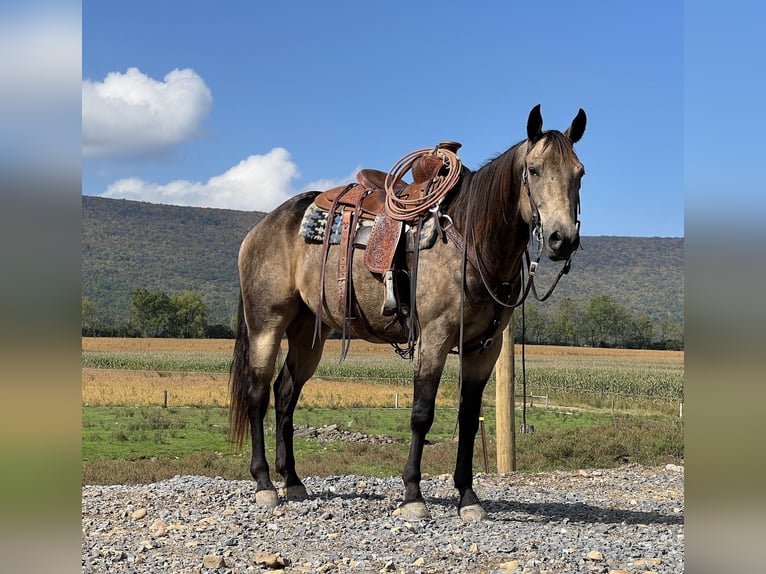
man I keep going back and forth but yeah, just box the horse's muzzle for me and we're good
[547,230,580,261]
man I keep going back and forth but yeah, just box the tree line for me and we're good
[81,289,234,339]
[514,295,683,350]
[82,290,683,350]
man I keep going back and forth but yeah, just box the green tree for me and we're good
[170,291,208,338]
[546,298,583,345]
[584,295,633,347]
[630,314,655,348]
[514,303,548,344]
[612,304,634,347]
[131,289,173,337]
[658,319,684,350]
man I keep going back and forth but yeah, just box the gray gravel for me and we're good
[82,464,683,573]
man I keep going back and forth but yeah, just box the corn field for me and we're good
[82,338,683,413]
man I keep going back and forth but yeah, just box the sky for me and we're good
[79,1,690,238]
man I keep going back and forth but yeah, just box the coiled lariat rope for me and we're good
[384,145,462,221]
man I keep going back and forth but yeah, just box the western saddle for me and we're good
[311,142,463,357]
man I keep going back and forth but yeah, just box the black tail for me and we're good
[228,295,250,451]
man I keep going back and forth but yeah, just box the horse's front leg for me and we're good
[399,345,449,521]
[453,337,503,521]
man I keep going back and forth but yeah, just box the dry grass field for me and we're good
[82,369,423,409]
[82,336,683,361]
[82,338,439,409]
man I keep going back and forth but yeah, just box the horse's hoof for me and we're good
[285,484,309,502]
[397,501,432,521]
[255,489,280,509]
[459,503,488,521]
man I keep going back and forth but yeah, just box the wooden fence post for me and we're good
[495,319,515,473]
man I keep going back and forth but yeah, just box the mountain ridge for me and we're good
[82,195,683,328]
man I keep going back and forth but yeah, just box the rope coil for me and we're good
[384,144,462,221]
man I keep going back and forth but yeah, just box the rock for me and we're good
[148,519,167,537]
[586,550,604,561]
[254,551,289,568]
[607,570,630,574]
[131,507,147,520]
[107,549,127,561]
[633,557,662,566]
[82,468,684,574]
[202,554,225,569]
[196,516,218,530]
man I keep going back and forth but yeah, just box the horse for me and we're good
[229,104,587,521]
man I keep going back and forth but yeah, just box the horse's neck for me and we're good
[450,153,530,283]
[480,209,529,283]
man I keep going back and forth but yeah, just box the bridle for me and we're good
[472,142,580,311]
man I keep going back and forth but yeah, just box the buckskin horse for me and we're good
[229,104,587,521]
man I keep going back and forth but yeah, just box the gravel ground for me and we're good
[82,464,683,574]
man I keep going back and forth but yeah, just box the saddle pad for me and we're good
[299,203,368,244]
[299,203,437,248]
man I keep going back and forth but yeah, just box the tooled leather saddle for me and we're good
[309,142,462,357]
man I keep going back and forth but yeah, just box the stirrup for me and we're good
[381,270,397,316]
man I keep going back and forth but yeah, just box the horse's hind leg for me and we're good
[245,322,289,509]
[273,307,329,501]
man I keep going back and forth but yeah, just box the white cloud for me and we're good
[82,67,212,158]
[100,148,301,212]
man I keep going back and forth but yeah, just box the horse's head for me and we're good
[521,105,586,261]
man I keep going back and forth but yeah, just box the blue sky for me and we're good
[81,1,688,237]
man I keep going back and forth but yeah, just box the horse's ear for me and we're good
[565,108,587,143]
[527,104,543,141]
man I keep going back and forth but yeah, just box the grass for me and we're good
[82,404,683,485]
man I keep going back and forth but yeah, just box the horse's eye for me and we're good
[528,166,539,177]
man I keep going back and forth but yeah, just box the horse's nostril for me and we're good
[549,231,563,250]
